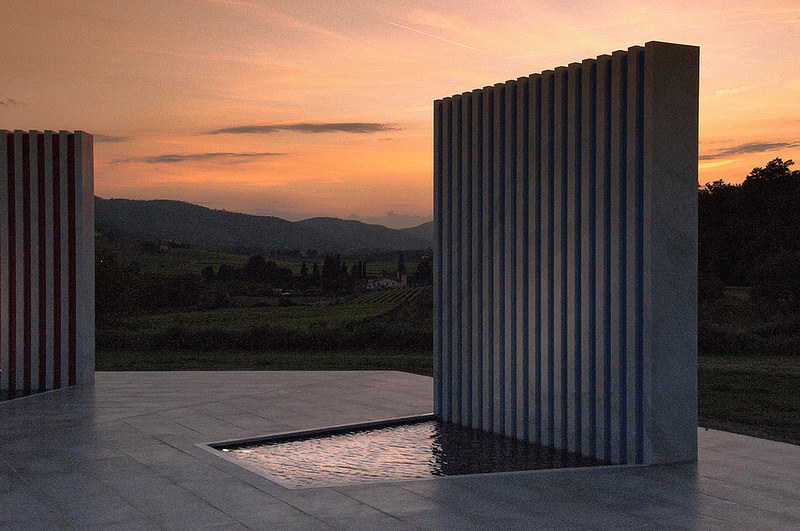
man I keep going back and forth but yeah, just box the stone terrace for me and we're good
[1,371,799,529]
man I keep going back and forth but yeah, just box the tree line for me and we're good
[96,248,433,319]
[699,158,800,310]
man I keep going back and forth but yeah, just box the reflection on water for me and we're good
[223,420,610,487]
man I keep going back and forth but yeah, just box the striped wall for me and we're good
[1,130,94,392]
[433,41,699,465]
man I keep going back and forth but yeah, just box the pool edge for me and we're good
[196,413,637,490]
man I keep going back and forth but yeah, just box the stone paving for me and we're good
[1,371,798,529]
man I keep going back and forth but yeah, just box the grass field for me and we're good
[109,302,399,334]
[98,286,432,352]
[98,240,250,276]
[699,287,800,358]
[697,287,800,444]
[103,287,427,335]
[699,355,800,445]
[96,348,432,374]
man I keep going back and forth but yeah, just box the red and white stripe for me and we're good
[1,130,94,392]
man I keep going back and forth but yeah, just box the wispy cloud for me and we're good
[0,98,21,107]
[714,85,751,96]
[699,159,738,170]
[94,134,129,143]
[383,20,485,53]
[115,152,286,164]
[202,0,352,42]
[699,141,800,161]
[207,123,398,135]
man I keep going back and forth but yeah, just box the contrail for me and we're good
[383,20,485,53]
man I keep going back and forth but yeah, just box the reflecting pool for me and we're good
[220,419,611,487]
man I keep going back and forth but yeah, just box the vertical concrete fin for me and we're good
[609,50,627,462]
[0,131,9,391]
[580,58,598,458]
[566,62,582,453]
[461,92,473,427]
[552,66,568,450]
[13,131,25,391]
[480,87,494,432]
[626,45,645,464]
[451,95,462,424]
[594,54,612,461]
[642,41,699,464]
[528,74,543,445]
[540,70,554,448]
[57,132,69,388]
[492,83,505,434]
[42,131,55,390]
[27,131,40,391]
[34,131,46,391]
[73,131,94,385]
[433,99,443,418]
[470,89,483,430]
[440,98,452,422]
[515,76,530,440]
[503,80,517,437]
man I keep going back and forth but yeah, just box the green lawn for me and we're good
[96,348,433,375]
[699,355,800,445]
[699,288,800,358]
[107,302,399,334]
[103,244,250,276]
[697,287,800,444]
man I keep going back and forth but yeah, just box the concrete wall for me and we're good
[1,130,94,392]
[433,42,698,465]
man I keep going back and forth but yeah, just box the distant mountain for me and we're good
[95,197,433,253]
[400,221,433,244]
[296,217,429,252]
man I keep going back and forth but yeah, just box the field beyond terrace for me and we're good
[96,243,800,445]
[698,286,800,445]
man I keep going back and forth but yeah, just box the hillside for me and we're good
[400,220,434,243]
[297,217,429,252]
[95,197,433,253]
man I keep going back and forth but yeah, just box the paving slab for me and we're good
[1,371,798,529]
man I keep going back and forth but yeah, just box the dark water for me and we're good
[222,420,610,487]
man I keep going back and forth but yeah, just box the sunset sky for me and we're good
[2,0,799,228]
